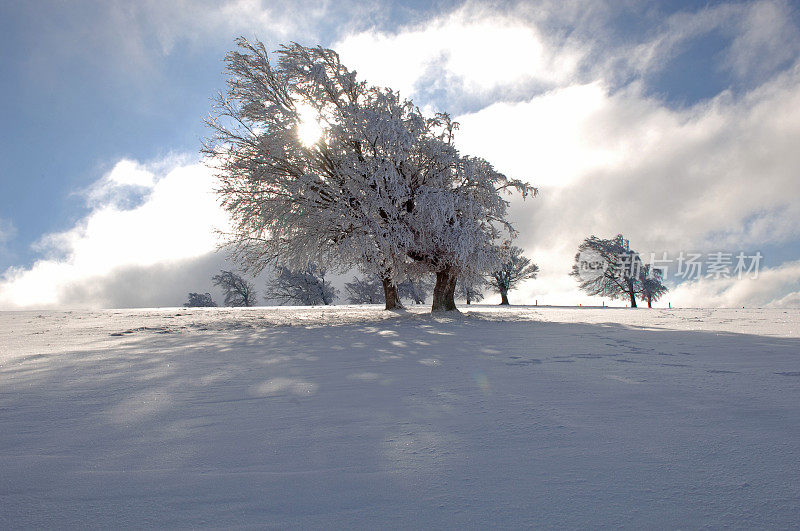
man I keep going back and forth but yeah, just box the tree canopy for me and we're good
[641,264,668,308]
[184,292,216,307]
[571,234,668,308]
[265,263,337,306]
[204,38,534,312]
[212,270,258,307]
[490,245,538,305]
[344,276,384,304]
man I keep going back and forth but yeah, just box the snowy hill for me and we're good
[1,306,799,528]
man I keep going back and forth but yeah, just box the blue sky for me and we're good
[1,0,800,308]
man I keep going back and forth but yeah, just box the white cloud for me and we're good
[620,0,800,84]
[105,159,156,188]
[726,0,800,80]
[452,49,800,308]
[455,82,617,188]
[463,65,800,242]
[0,157,230,309]
[670,260,800,308]
[333,3,586,106]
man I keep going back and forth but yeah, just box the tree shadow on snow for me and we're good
[1,314,799,528]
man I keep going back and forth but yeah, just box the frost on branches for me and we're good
[345,275,432,305]
[212,270,258,307]
[265,264,337,306]
[397,278,432,305]
[204,38,535,312]
[490,246,539,305]
[456,276,486,305]
[570,234,668,308]
[641,264,668,308]
[344,276,384,304]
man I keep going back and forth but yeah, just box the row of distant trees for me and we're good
[185,270,258,307]
[186,246,539,307]
[345,245,538,305]
[189,234,669,309]
[185,267,332,307]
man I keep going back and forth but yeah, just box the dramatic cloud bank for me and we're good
[333,0,800,308]
[454,66,800,307]
[0,158,230,309]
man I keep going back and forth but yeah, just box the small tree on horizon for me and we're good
[184,292,217,307]
[344,276,384,304]
[640,264,668,308]
[456,276,486,305]
[398,277,433,305]
[212,270,258,307]
[571,234,643,308]
[265,263,337,306]
[490,246,539,305]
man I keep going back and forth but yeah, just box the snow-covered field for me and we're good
[1,306,799,528]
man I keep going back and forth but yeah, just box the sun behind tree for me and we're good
[203,38,534,312]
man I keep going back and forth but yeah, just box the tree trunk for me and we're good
[499,288,510,305]
[647,295,652,308]
[628,288,637,308]
[382,277,403,310]
[431,266,458,312]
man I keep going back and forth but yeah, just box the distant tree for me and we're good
[184,292,216,307]
[343,275,431,305]
[212,270,258,307]
[265,263,337,306]
[344,276,384,304]
[490,246,539,305]
[398,277,433,305]
[456,276,486,305]
[571,234,642,307]
[640,264,668,308]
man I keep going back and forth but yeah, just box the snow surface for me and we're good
[1,306,799,528]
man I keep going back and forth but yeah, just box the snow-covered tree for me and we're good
[212,270,258,307]
[265,263,337,306]
[456,277,486,305]
[640,264,668,308]
[204,38,534,313]
[344,276,384,304]
[571,235,643,307]
[489,246,538,305]
[203,39,425,310]
[184,292,216,307]
[406,153,535,311]
[397,277,432,305]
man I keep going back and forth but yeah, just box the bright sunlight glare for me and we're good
[297,104,323,146]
